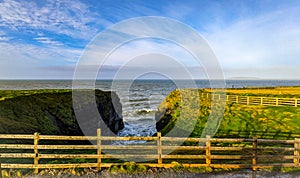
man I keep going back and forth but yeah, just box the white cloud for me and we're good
[204,6,300,78]
[0,0,103,40]
[0,36,11,41]
[0,41,83,79]
[0,31,12,41]
[34,36,63,46]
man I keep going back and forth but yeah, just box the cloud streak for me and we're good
[0,0,101,40]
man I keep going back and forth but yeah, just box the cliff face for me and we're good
[155,89,202,137]
[0,90,124,135]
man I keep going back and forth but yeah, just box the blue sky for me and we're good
[0,0,299,79]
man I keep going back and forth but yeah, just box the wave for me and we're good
[123,108,157,118]
[128,98,149,102]
[135,109,157,115]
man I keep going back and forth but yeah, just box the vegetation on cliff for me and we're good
[0,89,124,135]
[156,87,300,139]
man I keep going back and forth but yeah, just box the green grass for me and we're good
[208,86,300,98]
[0,89,120,135]
[156,89,300,140]
[0,89,78,135]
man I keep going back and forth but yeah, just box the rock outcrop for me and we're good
[0,90,124,135]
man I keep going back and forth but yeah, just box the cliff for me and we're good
[0,90,124,135]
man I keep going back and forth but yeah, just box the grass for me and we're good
[156,87,300,140]
[0,89,71,101]
[0,89,121,135]
[206,86,300,98]
[0,90,78,135]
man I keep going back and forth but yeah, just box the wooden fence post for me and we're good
[236,96,239,103]
[226,95,229,102]
[294,138,299,167]
[206,135,211,167]
[275,98,279,106]
[247,96,250,105]
[260,97,263,105]
[295,99,298,107]
[33,132,39,174]
[157,132,162,165]
[97,128,102,170]
[252,137,258,171]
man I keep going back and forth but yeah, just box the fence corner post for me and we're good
[157,132,162,166]
[294,138,299,167]
[252,137,258,171]
[33,132,39,174]
[205,135,211,167]
[97,128,102,170]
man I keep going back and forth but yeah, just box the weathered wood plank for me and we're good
[157,132,162,164]
[102,145,157,150]
[0,163,97,169]
[33,132,39,174]
[101,136,157,141]
[0,153,34,158]
[162,155,205,159]
[0,144,33,149]
[38,135,97,140]
[97,128,101,170]
[162,146,206,150]
[37,145,96,149]
[0,135,34,139]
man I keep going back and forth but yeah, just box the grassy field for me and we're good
[156,87,300,140]
[205,86,300,98]
[0,89,71,101]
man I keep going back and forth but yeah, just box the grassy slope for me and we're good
[0,89,79,135]
[0,89,121,135]
[156,87,300,139]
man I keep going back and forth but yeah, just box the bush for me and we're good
[136,165,147,172]
[108,165,119,173]
[171,161,184,171]
[125,162,137,173]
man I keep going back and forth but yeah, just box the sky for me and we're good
[0,0,299,79]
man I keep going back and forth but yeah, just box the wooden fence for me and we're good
[1,129,300,173]
[202,92,300,107]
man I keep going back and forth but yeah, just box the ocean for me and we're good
[0,79,300,137]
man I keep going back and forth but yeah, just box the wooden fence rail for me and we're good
[202,92,300,107]
[0,129,300,173]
